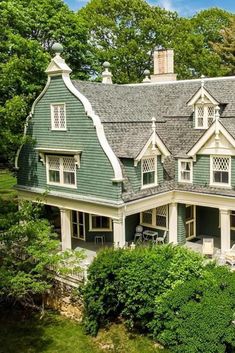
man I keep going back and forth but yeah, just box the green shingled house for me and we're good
[16,44,235,253]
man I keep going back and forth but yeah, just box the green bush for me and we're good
[150,265,235,353]
[83,245,204,335]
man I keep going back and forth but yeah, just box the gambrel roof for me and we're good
[73,77,235,158]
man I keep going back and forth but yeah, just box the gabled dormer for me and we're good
[188,77,219,130]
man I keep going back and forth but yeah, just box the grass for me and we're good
[0,169,17,198]
[0,309,168,353]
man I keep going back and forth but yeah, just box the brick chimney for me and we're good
[151,46,177,82]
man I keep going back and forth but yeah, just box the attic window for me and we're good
[141,156,157,188]
[51,103,66,130]
[195,104,215,129]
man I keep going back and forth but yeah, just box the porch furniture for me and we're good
[134,225,143,243]
[156,230,168,244]
[224,245,235,266]
[94,235,105,245]
[202,238,214,256]
[143,230,158,242]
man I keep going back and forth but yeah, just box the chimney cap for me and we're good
[52,42,64,54]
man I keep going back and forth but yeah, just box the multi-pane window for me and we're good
[47,155,76,187]
[51,104,66,130]
[141,205,168,230]
[179,160,192,183]
[156,206,167,228]
[195,104,215,129]
[90,215,112,231]
[211,156,230,186]
[141,157,157,188]
[72,211,85,240]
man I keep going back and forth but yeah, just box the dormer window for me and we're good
[141,156,157,188]
[178,159,193,183]
[195,104,215,129]
[51,103,66,130]
[210,156,231,187]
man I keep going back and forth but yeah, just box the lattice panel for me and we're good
[207,105,215,118]
[53,104,65,129]
[213,157,229,172]
[48,156,60,170]
[63,157,75,172]
[197,106,204,118]
[142,158,155,173]
[156,205,167,217]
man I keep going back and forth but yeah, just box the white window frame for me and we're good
[72,211,86,241]
[178,159,193,183]
[89,214,112,232]
[46,155,77,188]
[185,205,196,240]
[195,104,215,130]
[141,156,157,189]
[140,205,168,230]
[210,155,231,188]
[51,103,67,131]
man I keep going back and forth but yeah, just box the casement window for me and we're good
[72,211,85,240]
[178,159,193,183]
[195,104,215,129]
[46,155,76,187]
[141,156,157,188]
[141,205,168,230]
[89,214,112,232]
[210,156,231,187]
[51,103,66,130]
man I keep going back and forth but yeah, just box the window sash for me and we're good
[211,156,230,186]
[51,104,66,130]
[47,156,76,187]
[141,206,168,230]
[141,157,157,188]
[195,104,215,129]
[179,160,192,183]
[90,215,112,231]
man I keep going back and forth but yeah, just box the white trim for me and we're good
[188,121,235,157]
[46,155,77,189]
[178,159,193,183]
[31,77,51,114]
[141,156,158,189]
[50,103,67,131]
[194,104,216,130]
[210,155,231,188]
[89,214,112,232]
[135,132,170,165]
[62,74,124,182]
[188,87,218,106]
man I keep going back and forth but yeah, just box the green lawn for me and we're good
[0,309,168,353]
[0,170,16,198]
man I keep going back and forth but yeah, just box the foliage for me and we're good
[0,200,83,306]
[83,245,204,336]
[0,0,89,165]
[213,17,235,75]
[149,265,235,353]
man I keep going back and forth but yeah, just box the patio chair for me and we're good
[224,244,235,266]
[202,238,214,257]
[156,230,168,244]
[134,225,143,243]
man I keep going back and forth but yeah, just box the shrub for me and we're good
[149,265,235,353]
[83,244,204,335]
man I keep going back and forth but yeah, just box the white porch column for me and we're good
[220,208,230,253]
[168,202,178,244]
[113,216,126,248]
[60,208,72,251]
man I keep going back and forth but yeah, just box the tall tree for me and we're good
[0,0,89,165]
[77,0,178,83]
[213,17,235,75]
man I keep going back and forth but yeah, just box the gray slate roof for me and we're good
[72,77,235,158]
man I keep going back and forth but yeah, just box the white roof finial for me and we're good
[102,61,113,84]
[143,69,151,83]
[45,42,72,76]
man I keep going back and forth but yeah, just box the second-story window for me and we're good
[178,160,193,183]
[141,156,157,188]
[210,156,230,187]
[47,155,76,187]
[51,103,66,130]
[195,104,215,129]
